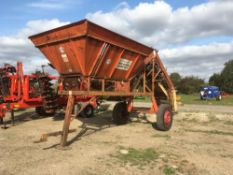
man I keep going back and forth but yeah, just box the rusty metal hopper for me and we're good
[29,20,177,147]
[29,19,154,80]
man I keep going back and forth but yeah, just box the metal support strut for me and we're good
[60,94,75,147]
[11,109,15,126]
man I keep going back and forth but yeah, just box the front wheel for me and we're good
[154,104,173,131]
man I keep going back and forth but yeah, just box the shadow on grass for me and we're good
[43,109,114,150]
[43,106,160,149]
[52,103,112,121]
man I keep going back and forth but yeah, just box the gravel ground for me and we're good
[0,103,233,175]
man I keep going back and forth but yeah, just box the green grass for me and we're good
[135,94,233,106]
[115,147,159,166]
[163,166,176,175]
[151,134,171,139]
[180,94,233,106]
[207,114,221,122]
[182,117,199,123]
[134,96,150,102]
[224,121,233,126]
[185,129,233,136]
[220,154,233,158]
[134,94,233,106]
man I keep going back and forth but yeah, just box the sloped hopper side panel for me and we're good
[29,20,154,81]
[39,38,87,75]
[85,37,147,80]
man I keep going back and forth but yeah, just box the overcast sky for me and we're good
[0,0,232,80]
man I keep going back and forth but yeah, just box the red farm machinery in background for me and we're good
[0,62,97,127]
[0,62,58,125]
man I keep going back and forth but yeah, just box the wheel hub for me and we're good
[164,110,171,127]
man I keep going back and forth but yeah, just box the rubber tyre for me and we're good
[0,118,3,125]
[112,102,129,125]
[216,95,222,101]
[35,107,44,116]
[154,104,173,131]
[81,105,94,118]
[44,109,56,116]
[35,106,55,116]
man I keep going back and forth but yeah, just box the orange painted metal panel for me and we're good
[29,19,154,80]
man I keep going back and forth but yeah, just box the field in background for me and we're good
[180,94,233,106]
[135,94,233,106]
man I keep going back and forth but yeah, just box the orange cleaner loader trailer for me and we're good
[29,19,177,147]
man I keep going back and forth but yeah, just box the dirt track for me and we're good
[0,103,233,175]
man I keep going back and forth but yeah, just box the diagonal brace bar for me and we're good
[60,93,75,147]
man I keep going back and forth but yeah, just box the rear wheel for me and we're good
[81,105,94,118]
[75,104,95,118]
[112,102,129,125]
[35,106,55,116]
[35,106,46,116]
[154,104,173,131]
[216,95,222,101]
[0,118,3,125]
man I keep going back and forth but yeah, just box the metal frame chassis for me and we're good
[58,54,177,147]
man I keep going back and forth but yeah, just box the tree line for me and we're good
[170,60,233,94]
